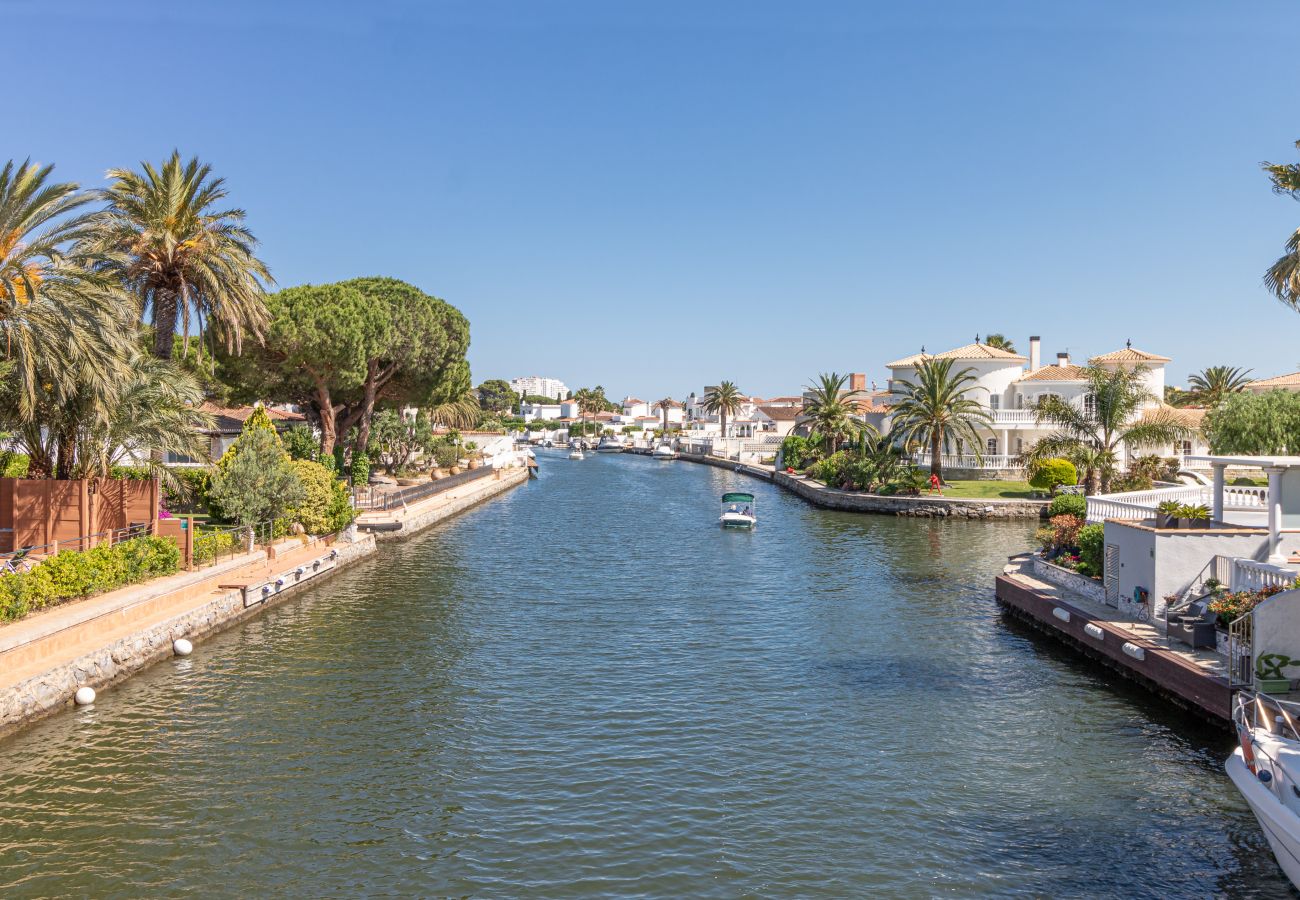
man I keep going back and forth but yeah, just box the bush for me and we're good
[780,435,812,471]
[1076,524,1105,577]
[1034,526,1056,551]
[286,459,357,535]
[0,452,29,478]
[107,465,153,481]
[193,529,236,565]
[1050,514,1084,550]
[1046,494,1087,519]
[351,450,370,485]
[0,535,181,622]
[164,466,213,514]
[1029,458,1078,495]
[282,425,320,462]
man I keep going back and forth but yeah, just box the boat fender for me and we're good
[1238,722,1259,774]
[1259,769,1274,784]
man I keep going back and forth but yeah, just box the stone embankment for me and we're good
[774,471,1048,519]
[0,461,530,737]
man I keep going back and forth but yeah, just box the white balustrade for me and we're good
[1085,483,1270,522]
[912,453,1022,470]
[989,409,1039,425]
[1230,558,1299,592]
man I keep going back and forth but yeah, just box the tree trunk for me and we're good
[930,431,942,480]
[354,362,380,453]
[153,294,179,359]
[314,384,338,456]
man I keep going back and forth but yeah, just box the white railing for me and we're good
[1085,483,1269,522]
[1230,558,1299,592]
[989,409,1039,425]
[912,453,1022,470]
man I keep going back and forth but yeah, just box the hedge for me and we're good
[0,536,181,622]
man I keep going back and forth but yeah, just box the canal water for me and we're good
[0,454,1289,897]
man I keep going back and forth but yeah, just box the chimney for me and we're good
[1057,351,1070,367]
[1029,336,1041,372]
[849,372,866,393]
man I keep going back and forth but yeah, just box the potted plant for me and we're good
[465,441,481,469]
[1177,503,1211,529]
[1156,500,1182,529]
[1257,653,1298,695]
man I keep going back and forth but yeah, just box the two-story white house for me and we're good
[883,337,1210,474]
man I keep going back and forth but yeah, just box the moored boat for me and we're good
[596,436,625,453]
[1227,691,1300,889]
[652,443,677,460]
[719,492,756,528]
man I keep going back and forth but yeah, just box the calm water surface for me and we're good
[0,454,1291,897]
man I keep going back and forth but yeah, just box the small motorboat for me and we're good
[719,492,757,529]
[568,446,585,460]
[1228,691,1300,889]
[652,443,677,460]
[596,436,625,453]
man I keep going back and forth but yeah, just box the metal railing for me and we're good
[0,523,154,574]
[352,465,495,511]
[1229,610,1255,688]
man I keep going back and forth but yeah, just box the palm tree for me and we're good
[0,159,134,420]
[428,390,481,430]
[1263,141,1300,309]
[702,381,744,441]
[89,151,273,360]
[801,372,875,453]
[653,397,677,433]
[573,387,601,437]
[984,334,1016,353]
[887,358,994,482]
[1186,365,1253,407]
[1030,364,1192,494]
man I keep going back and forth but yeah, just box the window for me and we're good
[989,395,1000,410]
[987,437,998,456]
[1178,440,1192,456]
[1083,393,1097,416]
[1016,437,1024,454]
[1015,394,1024,409]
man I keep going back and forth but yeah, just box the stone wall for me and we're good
[366,465,529,541]
[0,534,377,738]
[772,472,1047,519]
[1028,554,1108,605]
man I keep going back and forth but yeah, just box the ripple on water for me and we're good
[0,453,1289,898]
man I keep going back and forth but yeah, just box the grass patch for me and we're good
[935,479,1037,499]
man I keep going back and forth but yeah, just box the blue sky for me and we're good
[13,1,1300,399]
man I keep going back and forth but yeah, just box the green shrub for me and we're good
[1029,458,1078,495]
[1034,526,1056,551]
[286,459,356,535]
[351,450,370,485]
[164,466,213,513]
[1077,524,1105,577]
[1046,494,1087,518]
[780,435,812,471]
[0,452,29,478]
[282,425,320,462]
[0,535,181,622]
[107,465,154,481]
[193,529,237,565]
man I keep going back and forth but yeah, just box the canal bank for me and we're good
[0,461,529,737]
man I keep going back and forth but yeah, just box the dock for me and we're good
[995,554,1232,722]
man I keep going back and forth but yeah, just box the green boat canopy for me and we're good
[721,492,755,503]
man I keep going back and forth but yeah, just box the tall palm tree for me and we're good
[89,151,273,360]
[1186,365,1253,407]
[702,381,744,440]
[1264,141,1300,309]
[887,358,994,482]
[0,159,133,420]
[801,372,876,453]
[984,334,1016,353]
[428,390,482,430]
[653,397,677,433]
[574,387,601,437]
[1030,364,1191,494]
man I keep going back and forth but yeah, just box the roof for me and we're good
[1017,364,1088,383]
[623,397,645,404]
[847,391,892,414]
[199,403,305,434]
[1088,346,1171,364]
[756,405,803,421]
[1248,372,1300,389]
[1139,405,1206,428]
[886,342,1027,368]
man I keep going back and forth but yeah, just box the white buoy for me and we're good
[173,638,193,656]
[74,686,96,706]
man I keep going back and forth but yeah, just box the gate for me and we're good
[1103,543,1120,608]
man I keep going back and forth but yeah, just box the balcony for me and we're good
[1085,484,1268,524]
[912,453,1023,471]
[988,409,1039,425]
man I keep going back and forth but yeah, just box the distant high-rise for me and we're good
[510,376,570,400]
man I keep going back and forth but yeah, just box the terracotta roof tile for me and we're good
[1016,364,1088,382]
[1140,405,1206,427]
[1088,346,1171,363]
[756,405,803,421]
[1248,372,1300,388]
[887,342,1026,368]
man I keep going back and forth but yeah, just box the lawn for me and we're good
[935,479,1038,500]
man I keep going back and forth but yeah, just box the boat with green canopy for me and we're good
[719,492,756,529]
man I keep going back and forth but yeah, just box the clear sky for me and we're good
[13,1,1300,399]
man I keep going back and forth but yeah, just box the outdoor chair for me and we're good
[1167,598,1218,650]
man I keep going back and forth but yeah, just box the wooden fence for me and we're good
[0,478,159,554]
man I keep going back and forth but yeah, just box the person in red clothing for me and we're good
[929,473,942,495]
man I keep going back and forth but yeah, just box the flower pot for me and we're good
[1156,512,1177,529]
[1259,677,1292,695]
[431,468,446,480]
[449,466,462,476]
[458,458,470,468]
[468,458,481,470]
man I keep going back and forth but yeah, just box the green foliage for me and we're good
[1034,526,1055,552]
[193,528,237,565]
[477,379,517,414]
[286,459,356,534]
[1050,514,1084,550]
[351,450,371,485]
[1028,458,1078,494]
[0,536,180,622]
[1175,503,1211,521]
[282,425,320,462]
[208,426,306,528]
[780,435,812,471]
[163,466,212,514]
[1205,390,1300,455]
[1046,493,1087,518]
[1076,524,1105,577]
[1157,500,1183,515]
[107,465,153,480]
[371,409,434,473]
[0,452,29,478]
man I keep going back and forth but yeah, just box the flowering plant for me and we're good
[1207,582,1295,627]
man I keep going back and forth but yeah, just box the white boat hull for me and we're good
[719,513,756,529]
[1227,747,1300,889]
[652,450,676,460]
[568,452,584,460]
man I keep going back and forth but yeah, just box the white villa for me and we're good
[882,336,1211,474]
